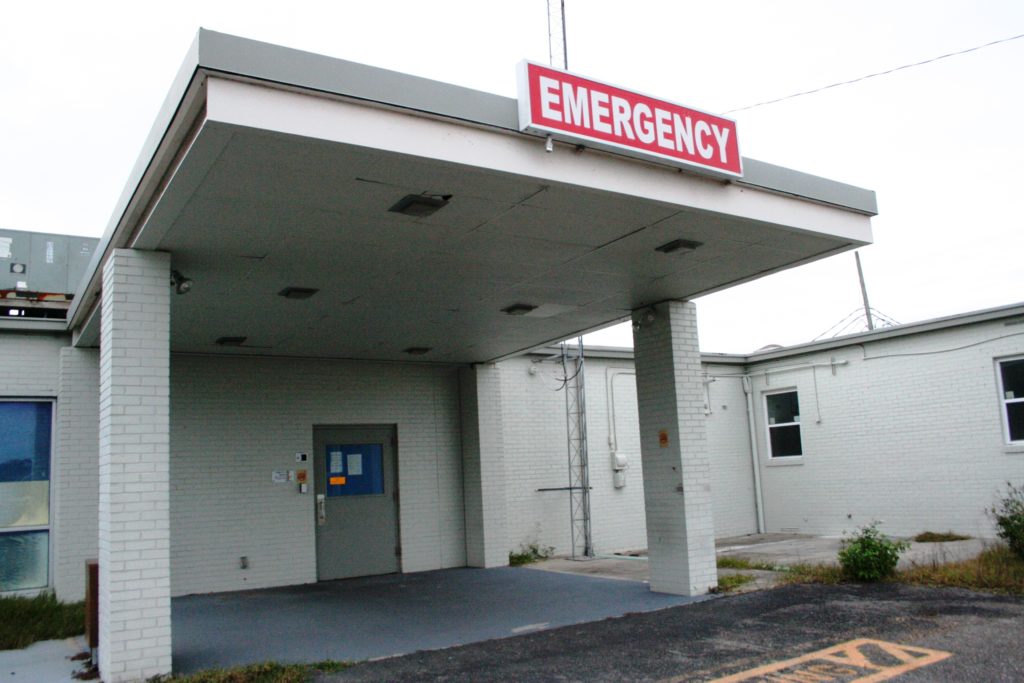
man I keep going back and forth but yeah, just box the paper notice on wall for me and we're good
[0,238,10,259]
[271,470,289,484]
[348,453,363,476]
[46,241,54,264]
[330,452,343,473]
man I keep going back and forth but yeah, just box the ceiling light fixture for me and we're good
[404,347,432,356]
[388,193,452,217]
[170,270,194,295]
[215,336,247,346]
[278,287,319,300]
[654,238,702,255]
[502,303,538,316]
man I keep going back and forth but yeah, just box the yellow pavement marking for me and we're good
[662,638,951,683]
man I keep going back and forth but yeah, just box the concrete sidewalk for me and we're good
[0,636,89,682]
[530,532,992,587]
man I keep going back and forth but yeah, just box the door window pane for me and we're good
[0,531,48,591]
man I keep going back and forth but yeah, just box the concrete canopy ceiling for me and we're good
[69,32,874,364]
[154,122,861,364]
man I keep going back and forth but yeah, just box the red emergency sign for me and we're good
[517,61,742,178]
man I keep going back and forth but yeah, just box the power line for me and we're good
[725,32,1024,114]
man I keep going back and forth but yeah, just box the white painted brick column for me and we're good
[459,364,509,567]
[632,300,717,595]
[98,249,172,682]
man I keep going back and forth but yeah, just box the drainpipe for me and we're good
[741,375,766,533]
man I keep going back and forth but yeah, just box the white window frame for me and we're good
[764,389,803,459]
[0,399,55,594]
[997,356,1024,446]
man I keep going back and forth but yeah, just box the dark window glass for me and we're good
[769,424,803,457]
[1008,402,1024,443]
[0,402,52,483]
[1001,359,1024,398]
[0,530,48,591]
[766,392,800,425]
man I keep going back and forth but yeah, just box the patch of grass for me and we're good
[714,573,756,593]
[164,660,351,683]
[781,563,846,585]
[913,531,972,543]
[508,543,554,567]
[0,592,84,650]
[716,556,779,571]
[899,545,1024,595]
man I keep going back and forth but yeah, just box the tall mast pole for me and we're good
[855,251,875,331]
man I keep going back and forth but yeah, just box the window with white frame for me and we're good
[0,401,53,592]
[765,390,802,457]
[998,357,1024,444]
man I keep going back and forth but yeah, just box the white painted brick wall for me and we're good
[0,332,65,396]
[751,320,1024,538]
[98,249,172,682]
[460,364,508,567]
[632,301,717,595]
[497,358,572,555]
[53,347,100,601]
[501,355,758,557]
[170,354,464,595]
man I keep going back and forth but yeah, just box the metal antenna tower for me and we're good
[547,0,569,70]
[561,338,593,558]
[547,1,590,559]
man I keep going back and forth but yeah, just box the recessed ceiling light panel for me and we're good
[404,347,432,355]
[278,287,319,300]
[655,238,702,254]
[502,303,538,316]
[389,193,452,217]
[215,336,247,346]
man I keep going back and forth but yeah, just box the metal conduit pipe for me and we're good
[741,375,767,534]
[605,367,635,488]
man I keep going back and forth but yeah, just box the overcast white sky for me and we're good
[2,1,1022,352]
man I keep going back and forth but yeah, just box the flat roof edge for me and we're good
[737,159,878,216]
[196,29,519,129]
[747,300,1024,362]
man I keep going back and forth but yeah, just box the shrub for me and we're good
[991,482,1024,560]
[913,531,971,543]
[838,522,909,582]
[508,543,554,566]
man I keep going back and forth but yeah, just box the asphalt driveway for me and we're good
[317,582,1024,682]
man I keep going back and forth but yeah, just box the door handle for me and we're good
[316,494,326,526]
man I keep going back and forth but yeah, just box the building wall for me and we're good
[0,332,65,396]
[501,356,759,557]
[53,347,100,601]
[703,363,760,538]
[749,320,1024,537]
[168,354,464,596]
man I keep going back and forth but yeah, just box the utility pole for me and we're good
[855,251,874,331]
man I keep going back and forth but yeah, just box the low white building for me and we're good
[502,302,1024,557]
